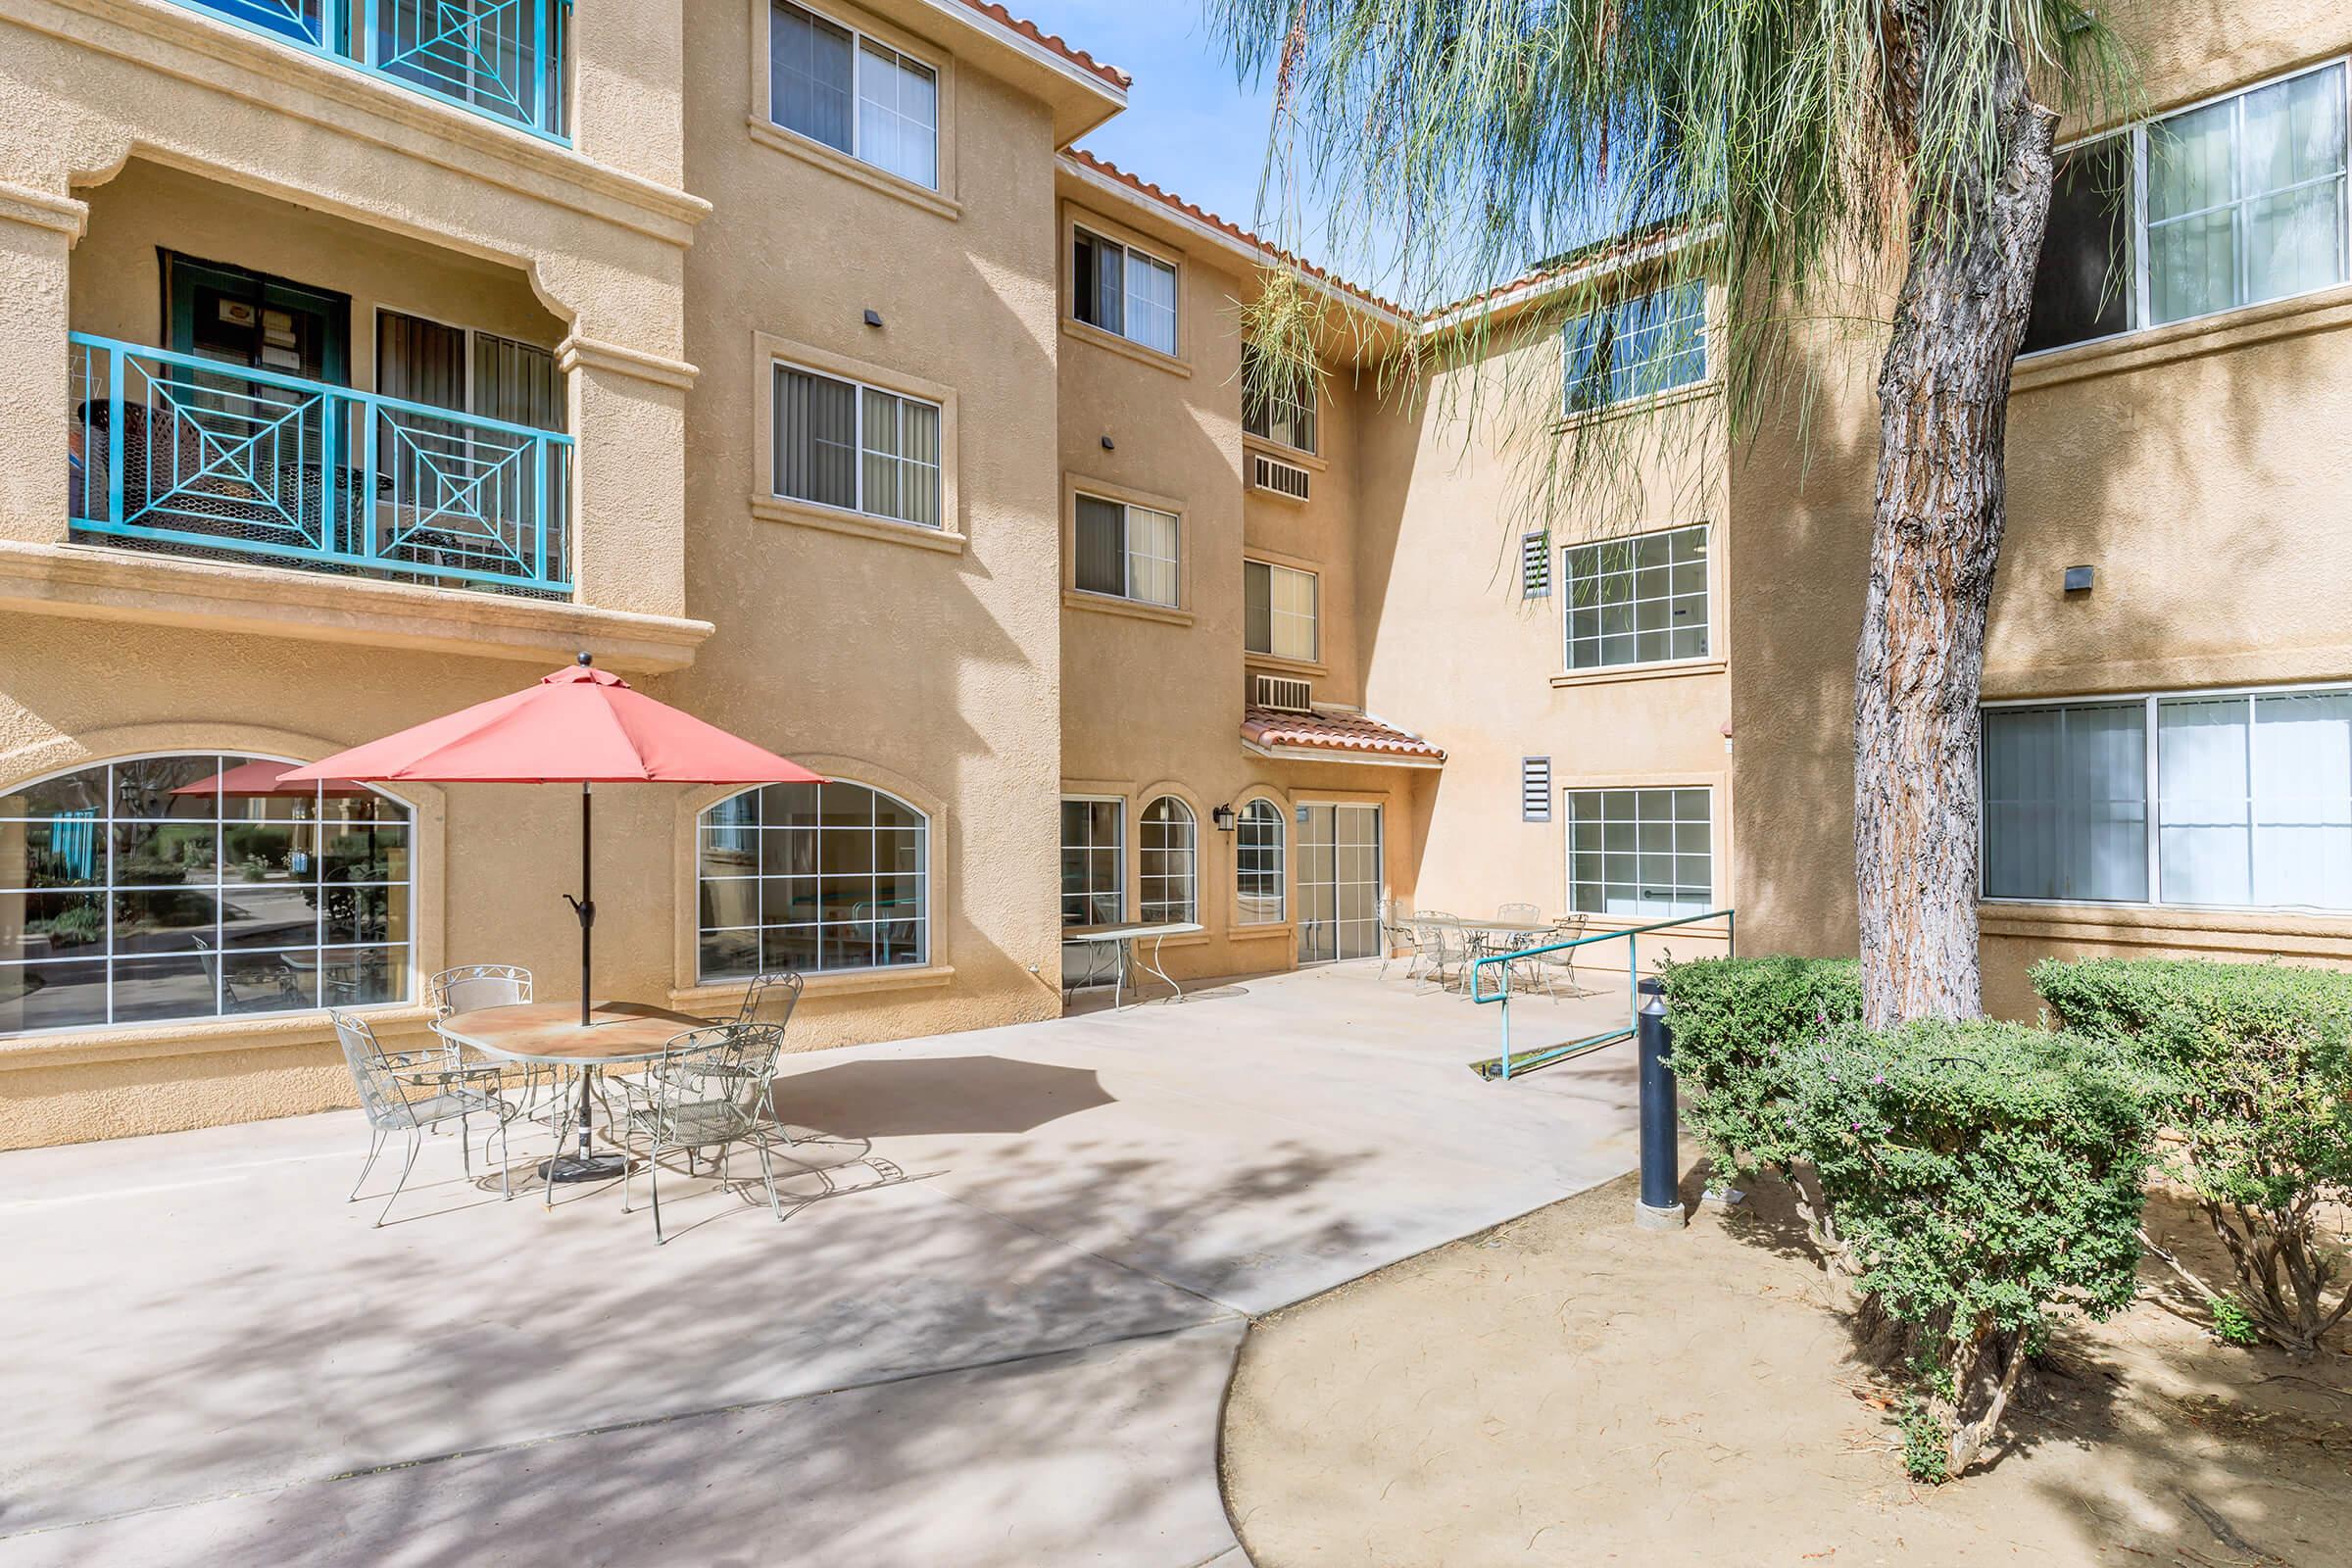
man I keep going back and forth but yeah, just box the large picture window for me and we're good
[1073,228,1180,356]
[1140,797,1198,924]
[1567,788,1712,918]
[2027,62,2349,352]
[1074,495,1180,608]
[1984,688,2352,910]
[697,781,928,979]
[1563,282,1707,413]
[0,754,412,1036]
[774,364,942,528]
[1562,523,1708,670]
[769,1,940,189]
[1236,798,1286,923]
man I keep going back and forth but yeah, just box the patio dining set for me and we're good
[1380,906,1598,1000]
[334,963,807,1243]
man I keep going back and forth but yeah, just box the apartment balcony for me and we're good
[71,333,574,599]
[167,0,570,142]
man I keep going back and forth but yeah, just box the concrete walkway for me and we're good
[0,963,1639,1567]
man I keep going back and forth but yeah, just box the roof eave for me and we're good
[1241,739,1446,769]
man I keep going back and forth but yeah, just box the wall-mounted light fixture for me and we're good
[862,309,884,328]
[1211,803,1237,832]
[2063,564,2094,594]
[1100,434,1116,451]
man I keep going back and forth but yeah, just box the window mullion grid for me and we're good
[2242,693,2258,906]
[2144,694,2162,908]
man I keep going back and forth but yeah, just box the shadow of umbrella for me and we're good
[772,1055,1116,1138]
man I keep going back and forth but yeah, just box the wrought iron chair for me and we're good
[1530,913,1603,999]
[729,969,804,1028]
[1413,915,1468,992]
[1378,914,1423,981]
[620,1023,790,1244]
[1496,902,1542,924]
[334,1009,513,1227]
[427,964,544,1111]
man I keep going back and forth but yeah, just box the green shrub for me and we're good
[2034,956,2352,1360]
[1660,956,1862,1256]
[1790,1017,2165,1478]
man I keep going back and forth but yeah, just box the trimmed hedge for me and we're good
[2034,956,2352,1359]
[1658,956,1863,1179]
[1789,1017,2166,1478]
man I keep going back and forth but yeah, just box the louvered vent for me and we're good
[1250,452,1312,502]
[1521,757,1553,821]
[1254,674,1313,713]
[1521,532,1551,598]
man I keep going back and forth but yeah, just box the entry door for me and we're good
[1298,804,1383,964]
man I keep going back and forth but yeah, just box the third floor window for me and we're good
[1073,229,1180,356]
[770,1,940,190]
[1242,345,1317,454]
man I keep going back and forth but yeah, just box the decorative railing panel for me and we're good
[166,1,570,142]
[70,333,573,598]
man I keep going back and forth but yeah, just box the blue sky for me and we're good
[1013,5,1286,243]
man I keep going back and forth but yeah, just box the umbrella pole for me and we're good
[577,780,595,1028]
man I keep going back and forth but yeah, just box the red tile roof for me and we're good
[957,1,1130,90]
[1241,706,1446,763]
[1062,149,1405,318]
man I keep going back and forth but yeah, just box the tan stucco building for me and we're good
[3,0,2348,1148]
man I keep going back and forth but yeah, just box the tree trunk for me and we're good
[1854,39,2059,1028]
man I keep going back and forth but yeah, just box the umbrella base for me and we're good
[539,1152,630,1185]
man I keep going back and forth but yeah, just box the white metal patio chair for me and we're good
[1496,902,1542,923]
[620,1022,790,1244]
[335,1009,514,1227]
[427,964,551,1116]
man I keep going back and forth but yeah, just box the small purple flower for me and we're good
[1851,1120,1864,1132]
[1872,1072,1886,1085]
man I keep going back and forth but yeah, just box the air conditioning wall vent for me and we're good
[1253,673,1313,713]
[1250,451,1312,502]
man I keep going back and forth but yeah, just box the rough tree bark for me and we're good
[1854,31,2059,1028]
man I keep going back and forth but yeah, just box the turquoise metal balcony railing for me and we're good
[170,1,570,142]
[70,333,574,598]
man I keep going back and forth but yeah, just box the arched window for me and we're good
[697,779,928,979]
[1236,798,1285,924]
[0,753,413,1036]
[1140,796,1197,924]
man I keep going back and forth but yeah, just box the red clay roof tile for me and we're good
[1241,706,1446,762]
[956,1,1130,91]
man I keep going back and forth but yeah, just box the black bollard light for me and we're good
[1635,976,1686,1230]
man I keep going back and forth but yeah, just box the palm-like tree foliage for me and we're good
[1212,0,2138,1037]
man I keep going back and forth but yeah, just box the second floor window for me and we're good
[1074,495,1180,608]
[1563,523,1708,670]
[1245,561,1318,662]
[1242,345,1317,454]
[770,1,940,189]
[2027,62,2349,353]
[1564,282,1706,413]
[774,364,942,528]
[1073,229,1179,356]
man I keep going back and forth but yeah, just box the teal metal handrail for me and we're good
[1467,908,1736,1081]
[70,332,574,597]
[167,1,571,143]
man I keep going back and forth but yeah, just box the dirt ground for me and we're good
[1221,1164,2352,1567]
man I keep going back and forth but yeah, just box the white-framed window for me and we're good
[1072,227,1180,356]
[697,780,928,979]
[2027,60,2349,353]
[774,362,942,528]
[1567,787,1713,918]
[1140,797,1198,923]
[1060,798,1124,928]
[1562,523,1708,670]
[1236,798,1286,923]
[1244,560,1318,662]
[1241,344,1317,454]
[0,753,413,1036]
[1982,685,2352,911]
[768,0,940,189]
[1074,494,1180,608]
[1563,281,1707,413]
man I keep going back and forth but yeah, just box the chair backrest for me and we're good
[733,970,805,1029]
[331,1009,415,1131]
[648,1022,788,1139]
[429,963,532,1016]
[1497,903,1541,923]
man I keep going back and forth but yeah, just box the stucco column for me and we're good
[0,179,86,548]
[558,336,697,619]
[568,0,685,188]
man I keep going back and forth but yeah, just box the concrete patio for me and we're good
[0,962,1641,1567]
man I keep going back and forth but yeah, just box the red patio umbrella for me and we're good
[280,654,823,1025]
[173,760,373,799]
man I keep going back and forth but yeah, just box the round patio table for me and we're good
[440,1000,712,1185]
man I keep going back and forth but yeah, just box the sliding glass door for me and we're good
[1297,803,1383,964]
